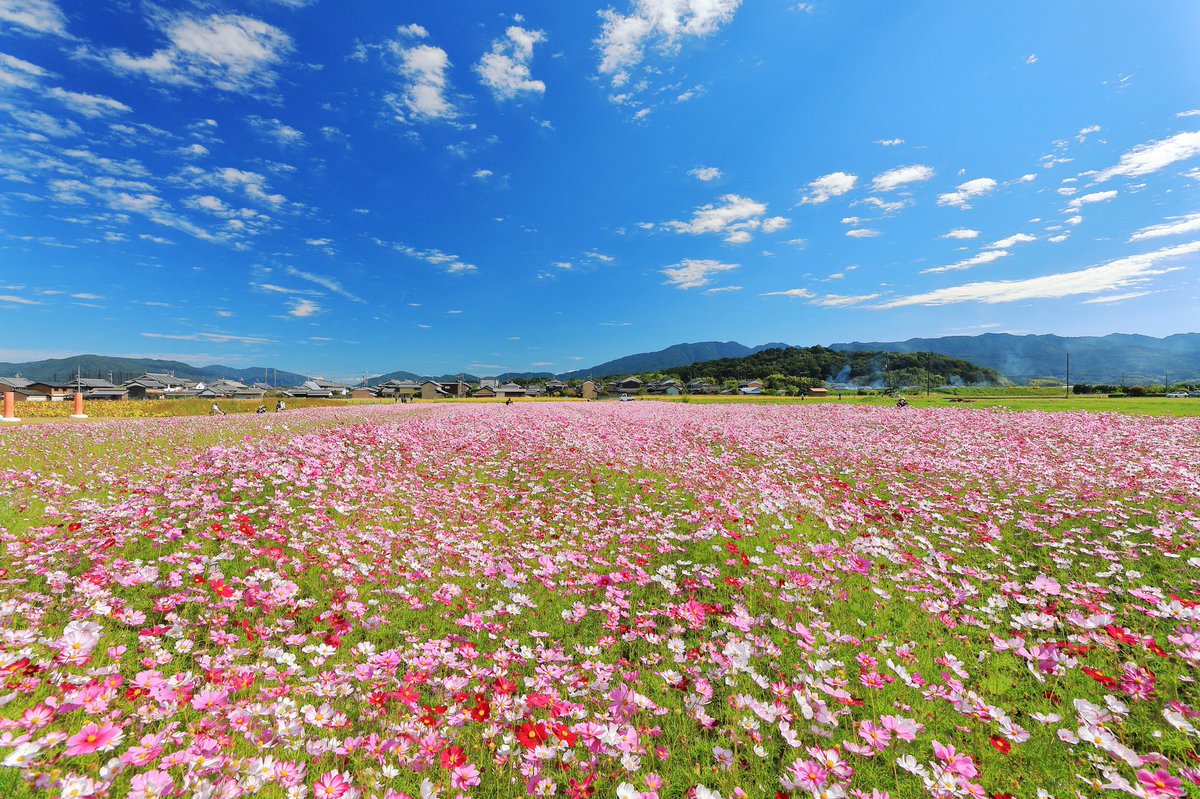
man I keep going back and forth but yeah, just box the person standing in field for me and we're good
[210,403,225,416]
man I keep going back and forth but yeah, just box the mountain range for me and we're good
[0,355,308,387]
[826,333,1200,385]
[3,334,1198,387]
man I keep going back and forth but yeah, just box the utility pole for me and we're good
[1165,370,1169,395]
[1065,353,1070,399]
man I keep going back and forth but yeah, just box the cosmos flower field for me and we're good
[1,403,1198,799]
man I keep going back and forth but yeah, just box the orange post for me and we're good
[70,391,88,420]
[1,389,18,423]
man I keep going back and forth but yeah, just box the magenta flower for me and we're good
[64,722,124,756]
[1137,769,1185,798]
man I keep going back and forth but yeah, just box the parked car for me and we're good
[1190,391,1200,398]
[1166,391,1188,398]
[619,394,634,402]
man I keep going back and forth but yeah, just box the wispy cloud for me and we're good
[879,241,1198,307]
[921,249,1010,274]
[1094,130,1200,181]
[141,331,274,345]
[1129,211,1200,242]
[375,238,478,273]
[45,87,131,118]
[660,258,739,289]
[689,166,722,182]
[100,13,294,94]
[0,0,68,37]
[872,164,934,192]
[285,266,364,303]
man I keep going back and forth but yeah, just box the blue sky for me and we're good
[2,0,1199,378]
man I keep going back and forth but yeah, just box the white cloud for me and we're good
[1081,291,1151,304]
[986,233,1035,249]
[285,266,363,303]
[800,171,856,204]
[661,258,739,289]
[879,241,1199,307]
[0,52,49,88]
[941,228,980,240]
[288,298,320,318]
[0,0,67,36]
[762,288,814,298]
[472,169,494,179]
[876,138,904,147]
[761,216,789,233]
[872,164,934,192]
[1129,211,1200,242]
[1066,190,1117,209]
[1064,214,1083,226]
[812,293,880,307]
[596,0,742,88]
[689,165,722,182]
[845,228,880,238]
[141,331,273,345]
[179,143,209,158]
[921,249,1010,274]
[7,108,81,138]
[376,238,478,273]
[665,193,769,242]
[853,196,909,214]
[936,177,996,209]
[388,38,457,121]
[45,87,131,118]
[476,25,546,101]
[1025,54,1037,64]
[0,294,40,305]
[247,115,305,146]
[105,13,294,94]
[1094,130,1200,181]
[704,285,741,294]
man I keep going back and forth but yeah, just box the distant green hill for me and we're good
[559,340,788,380]
[0,355,308,386]
[665,346,1001,386]
[828,333,1200,384]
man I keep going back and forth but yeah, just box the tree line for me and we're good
[663,346,1002,386]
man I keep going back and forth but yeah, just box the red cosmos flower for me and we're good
[67,522,82,532]
[1147,641,1168,657]
[567,774,595,799]
[368,692,390,708]
[516,722,549,749]
[553,723,577,747]
[989,735,1012,754]
[1082,667,1118,687]
[125,686,148,701]
[1106,624,1139,645]
[469,701,491,722]
[210,579,234,598]
[439,746,467,769]
[323,633,341,649]
[493,677,517,695]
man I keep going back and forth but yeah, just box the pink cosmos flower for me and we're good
[127,770,174,799]
[64,722,124,756]
[1137,769,1185,798]
[314,771,352,799]
[450,763,481,790]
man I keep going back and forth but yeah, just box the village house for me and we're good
[27,381,74,401]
